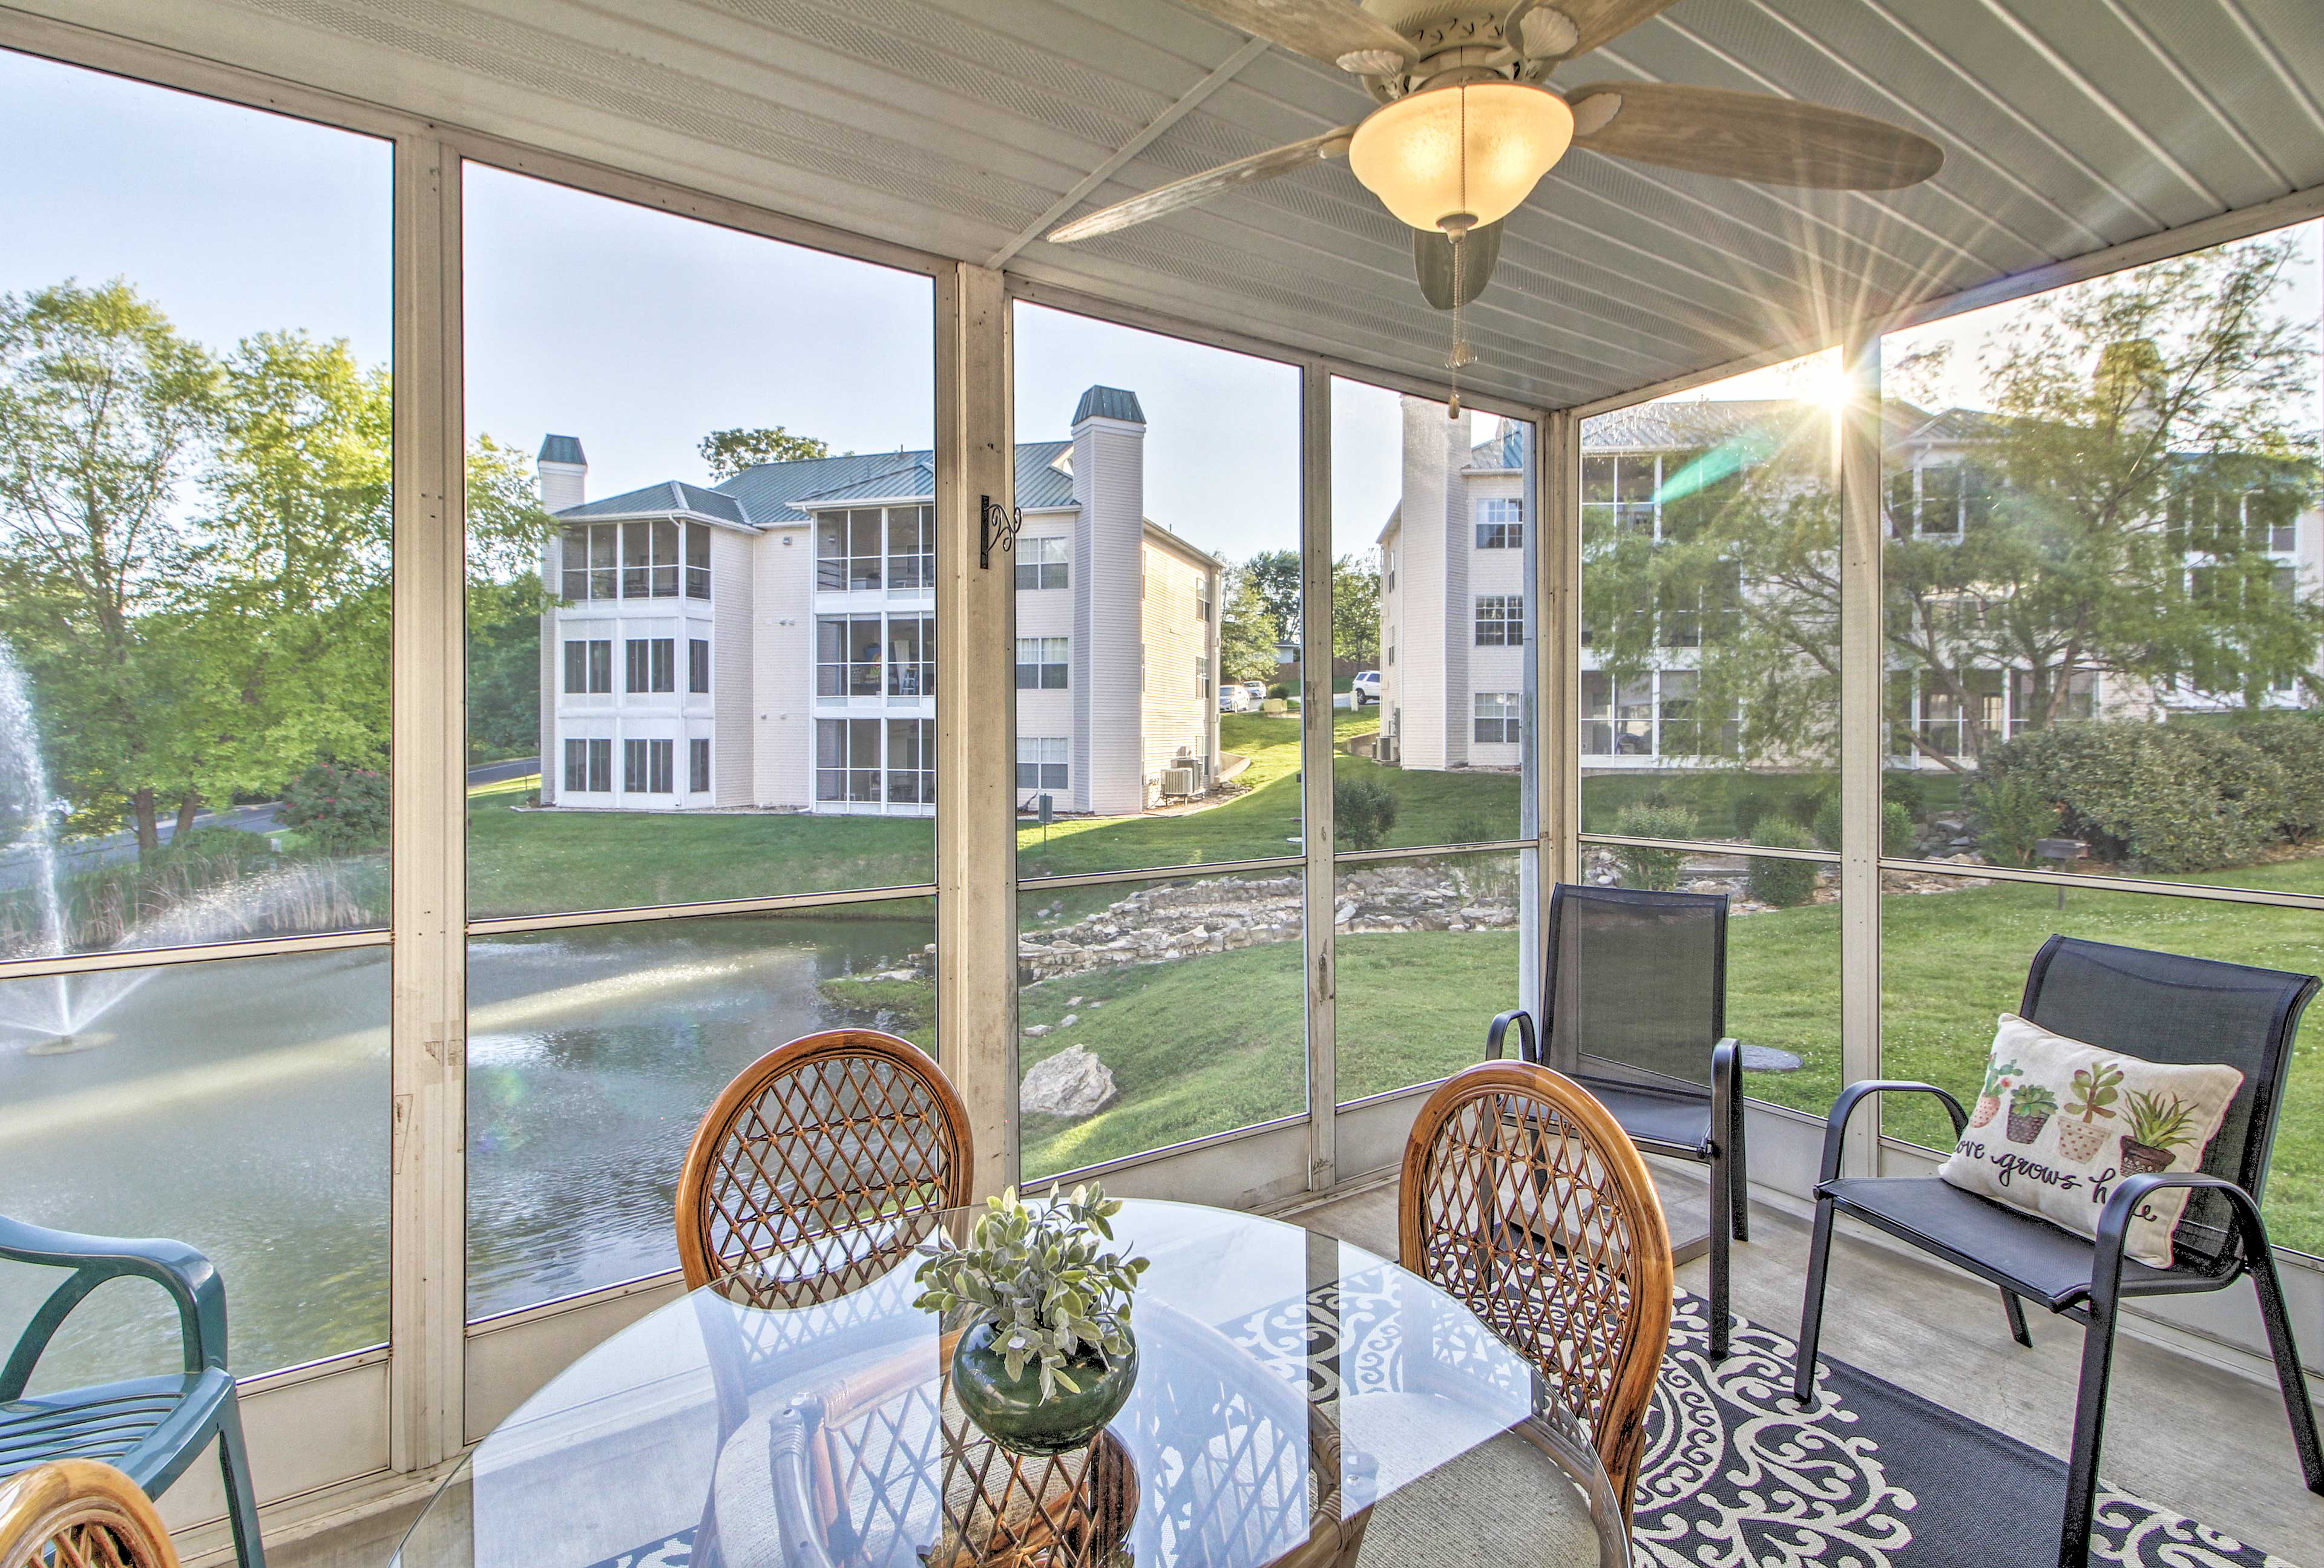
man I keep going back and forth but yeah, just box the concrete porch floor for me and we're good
[262,1167,2324,1568]
[1284,1166,2324,1561]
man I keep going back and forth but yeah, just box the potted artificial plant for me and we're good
[914,1182,1148,1457]
[2118,1089,2197,1177]
[2004,1081,2058,1146]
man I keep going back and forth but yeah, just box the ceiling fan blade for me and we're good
[1414,220,1503,310]
[1177,0,1417,70]
[1529,0,1684,62]
[1567,82,1945,189]
[1046,123,1361,243]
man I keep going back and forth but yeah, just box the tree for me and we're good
[0,279,220,855]
[698,426,829,480]
[1587,233,2322,774]
[1217,565,1278,684]
[465,436,558,763]
[1242,548,1301,642]
[1331,552,1381,670]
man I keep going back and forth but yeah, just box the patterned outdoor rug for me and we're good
[1637,1291,2295,1568]
[580,1288,2297,1568]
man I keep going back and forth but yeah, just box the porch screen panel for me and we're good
[0,49,395,1381]
[1876,218,2324,1235]
[1009,301,1305,1175]
[460,163,937,1322]
[1575,353,1850,1117]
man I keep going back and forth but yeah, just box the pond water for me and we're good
[0,910,931,1387]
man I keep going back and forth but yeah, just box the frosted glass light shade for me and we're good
[1348,82,1574,231]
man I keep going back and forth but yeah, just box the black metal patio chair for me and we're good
[1792,934,2324,1568]
[1485,882,1748,1359]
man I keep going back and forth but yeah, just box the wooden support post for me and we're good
[1837,328,1884,1180]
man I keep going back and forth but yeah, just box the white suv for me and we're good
[1351,671,1382,706]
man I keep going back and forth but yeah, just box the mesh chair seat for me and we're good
[1820,1178,2195,1312]
[1572,1077,1715,1158]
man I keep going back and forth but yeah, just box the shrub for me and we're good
[281,762,390,856]
[1449,811,1499,847]
[1334,775,1400,851]
[1747,818,1821,907]
[1977,720,2286,873]
[1730,792,1771,839]
[1266,683,1292,700]
[1964,772,2058,868]
[1609,803,1696,891]
[157,825,276,867]
[2230,712,2324,843]
[1882,770,1928,818]
[1808,795,1914,856]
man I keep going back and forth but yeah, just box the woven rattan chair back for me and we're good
[0,1461,180,1568]
[677,1029,973,1308]
[1399,1061,1673,1518]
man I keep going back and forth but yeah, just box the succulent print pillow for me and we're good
[1937,1014,2245,1267]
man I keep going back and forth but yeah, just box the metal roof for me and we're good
[557,479,749,525]
[537,434,586,466]
[576,439,1080,526]
[794,462,939,505]
[89,0,2324,413]
[1073,385,1146,424]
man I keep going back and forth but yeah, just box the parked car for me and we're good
[1218,685,1250,713]
[1351,671,1381,705]
[1241,681,1267,707]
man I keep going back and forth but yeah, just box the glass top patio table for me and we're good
[393,1199,1627,1568]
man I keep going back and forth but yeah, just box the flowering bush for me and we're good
[280,762,389,855]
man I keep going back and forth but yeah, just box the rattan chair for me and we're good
[677,1029,974,1568]
[676,1028,974,1307]
[1793,935,2324,1568]
[1488,882,1748,1358]
[0,1460,181,1568]
[1400,1060,1674,1521]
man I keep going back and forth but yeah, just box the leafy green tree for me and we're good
[1217,565,1278,684]
[1586,233,2321,775]
[0,280,220,855]
[1331,551,1381,670]
[698,426,829,481]
[465,436,558,764]
[1242,548,1301,642]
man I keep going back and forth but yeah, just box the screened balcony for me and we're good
[1,3,2322,1566]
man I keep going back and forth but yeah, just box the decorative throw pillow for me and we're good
[1936,1014,2244,1268]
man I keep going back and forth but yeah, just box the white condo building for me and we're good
[535,387,1221,818]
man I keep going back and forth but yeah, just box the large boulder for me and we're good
[1019,1045,1118,1119]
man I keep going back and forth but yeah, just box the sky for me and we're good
[4,43,2318,566]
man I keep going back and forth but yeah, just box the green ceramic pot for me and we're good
[950,1320,1139,1457]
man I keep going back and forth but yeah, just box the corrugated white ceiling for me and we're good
[17,0,2323,410]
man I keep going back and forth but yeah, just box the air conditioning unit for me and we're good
[1161,767,1199,797]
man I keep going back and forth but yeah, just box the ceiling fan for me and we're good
[1046,1,1945,336]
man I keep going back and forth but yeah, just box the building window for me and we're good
[887,718,934,804]
[1016,535,1069,590]
[689,638,710,694]
[1889,461,1992,537]
[561,523,618,600]
[1475,595,1525,646]
[627,638,675,694]
[1475,497,1523,549]
[621,518,681,598]
[887,505,933,594]
[1196,656,1211,699]
[888,616,934,698]
[689,737,710,793]
[816,508,885,591]
[563,638,612,695]
[816,717,882,802]
[563,738,586,792]
[1583,454,1663,539]
[1017,736,1068,792]
[684,521,711,599]
[816,615,884,703]
[564,736,614,793]
[1473,692,1520,744]
[1195,571,1212,620]
[1016,636,1068,690]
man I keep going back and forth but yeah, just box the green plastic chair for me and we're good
[0,1216,265,1568]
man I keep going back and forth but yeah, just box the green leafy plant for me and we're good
[1745,818,1821,907]
[1334,775,1400,851]
[2066,1060,2124,1123]
[1810,794,1915,856]
[1610,802,1697,891]
[2121,1089,2197,1153]
[2009,1082,2059,1120]
[913,1183,1149,1400]
[1963,772,2059,868]
[280,763,390,856]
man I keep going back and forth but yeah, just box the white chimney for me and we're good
[537,434,587,513]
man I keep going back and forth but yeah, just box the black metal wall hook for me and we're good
[979,494,1022,569]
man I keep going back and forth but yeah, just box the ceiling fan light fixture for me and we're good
[1348,81,1573,232]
